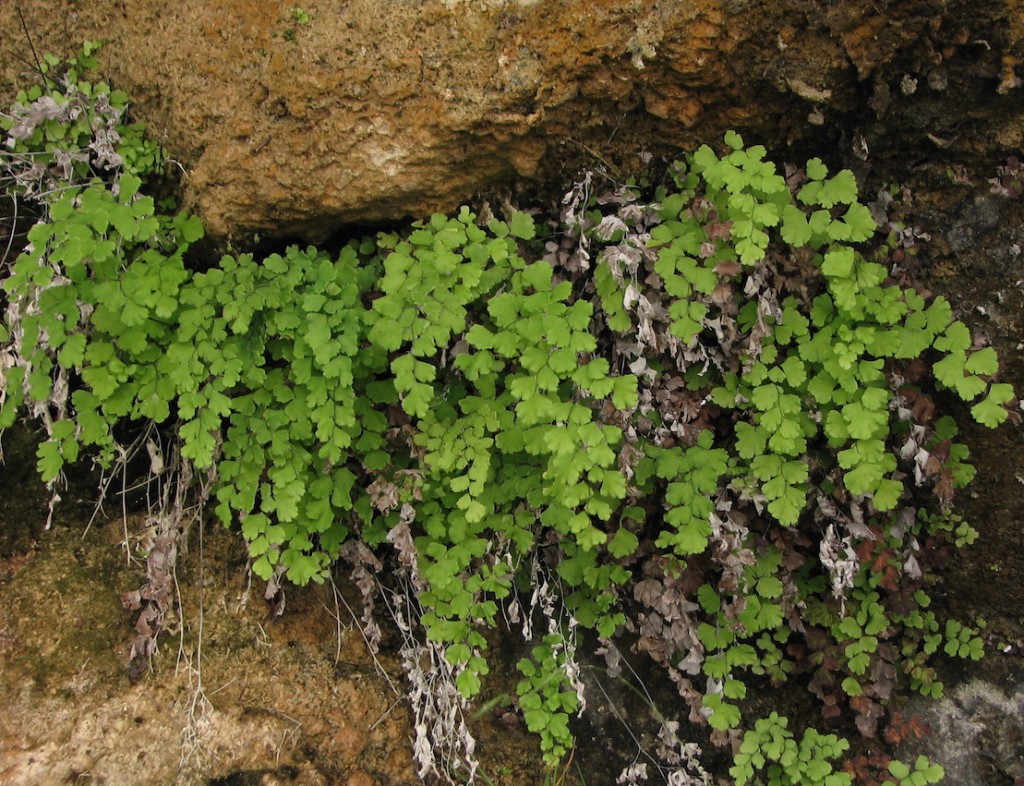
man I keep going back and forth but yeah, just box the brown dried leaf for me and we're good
[705,221,733,240]
[367,476,400,513]
[714,260,742,277]
[121,589,142,610]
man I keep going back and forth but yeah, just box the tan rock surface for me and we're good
[3,0,1021,241]
[0,521,421,786]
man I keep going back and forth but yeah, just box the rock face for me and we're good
[0,521,423,786]
[895,666,1024,786]
[0,0,1022,241]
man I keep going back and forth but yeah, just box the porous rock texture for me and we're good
[0,0,1022,242]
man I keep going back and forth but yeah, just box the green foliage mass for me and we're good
[2,49,1014,780]
[731,712,852,786]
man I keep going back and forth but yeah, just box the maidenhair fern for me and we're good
[2,47,1015,782]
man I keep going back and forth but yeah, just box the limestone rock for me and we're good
[894,668,1024,786]
[1,0,1022,241]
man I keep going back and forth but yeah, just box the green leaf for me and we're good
[736,232,768,265]
[509,211,536,240]
[841,677,863,696]
[81,365,121,401]
[842,399,888,440]
[369,315,405,351]
[400,381,433,418]
[756,575,784,598]
[659,506,711,555]
[456,668,482,698]
[819,170,859,207]
[697,584,721,614]
[971,383,1014,427]
[56,332,88,369]
[735,422,768,459]
[465,324,495,349]
[522,260,553,291]
[177,213,206,243]
[767,486,804,525]
[488,293,519,327]
[780,204,813,246]
[118,173,142,203]
[607,528,639,558]
[750,383,780,411]
[705,694,742,730]
[723,679,747,700]
[37,438,67,482]
[872,477,903,510]
[965,347,998,376]
[806,158,828,181]
[607,374,637,410]
[933,320,971,352]
[843,202,876,241]
[821,247,854,279]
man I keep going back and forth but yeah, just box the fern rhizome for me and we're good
[1,47,1015,784]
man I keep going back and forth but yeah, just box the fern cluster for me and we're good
[2,50,1014,780]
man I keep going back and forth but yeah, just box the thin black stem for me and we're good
[15,4,47,86]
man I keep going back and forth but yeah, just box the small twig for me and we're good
[566,138,616,177]
[335,578,400,696]
[1,194,17,270]
[178,493,212,768]
[323,574,350,666]
[271,711,302,767]
[587,672,665,777]
[15,4,46,86]
[207,676,239,697]
[552,746,575,786]
[254,622,271,647]
[369,697,404,731]
[83,421,155,540]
